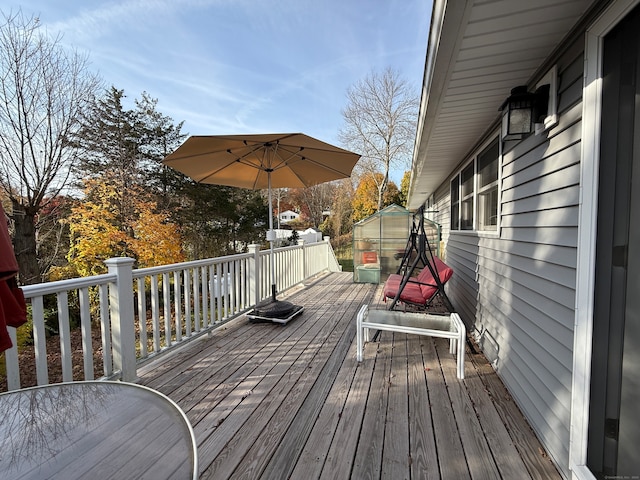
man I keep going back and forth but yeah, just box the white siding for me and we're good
[430,43,585,479]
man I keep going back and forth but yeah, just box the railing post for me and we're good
[324,236,330,271]
[105,257,137,382]
[298,239,307,281]
[248,244,260,306]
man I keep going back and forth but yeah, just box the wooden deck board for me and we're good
[461,344,530,479]
[228,302,359,479]
[422,332,472,480]
[466,339,561,480]
[198,278,375,479]
[137,272,562,480]
[316,338,374,480]
[439,336,501,480]
[382,333,411,479]
[264,323,365,479]
[195,314,330,476]
[349,330,393,480]
[407,335,440,479]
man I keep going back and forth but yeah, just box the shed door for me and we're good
[588,4,640,477]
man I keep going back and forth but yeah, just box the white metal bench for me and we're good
[356,305,466,379]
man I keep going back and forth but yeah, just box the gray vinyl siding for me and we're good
[428,186,450,252]
[430,38,585,479]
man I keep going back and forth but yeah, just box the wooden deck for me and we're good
[137,272,561,480]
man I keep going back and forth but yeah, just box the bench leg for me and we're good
[356,305,368,362]
[453,313,465,379]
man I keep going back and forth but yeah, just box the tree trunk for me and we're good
[377,173,389,211]
[12,200,41,285]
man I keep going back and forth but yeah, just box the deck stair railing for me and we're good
[2,238,339,392]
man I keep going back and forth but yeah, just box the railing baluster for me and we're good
[219,263,225,322]
[79,287,94,380]
[173,270,182,342]
[57,292,73,382]
[192,267,200,332]
[31,296,48,386]
[5,329,20,390]
[263,252,269,301]
[136,278,147,360]
[230,261,236,316]
[162,272,171,347]
[151,275,160,352]
[238,258,243,309]
[244,256,250,308]
[201,266,208,328]
[209,264,215,326]
[221,263,226,321]
[248,244,258,306]
[100,284,113,376]
[212,263,218,324]
[184,268,192,337]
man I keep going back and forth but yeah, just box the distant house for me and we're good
[407,1,639,479]
[278,210,300,225]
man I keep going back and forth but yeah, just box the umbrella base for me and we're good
[247,300,304,325]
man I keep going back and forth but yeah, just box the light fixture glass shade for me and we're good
[500,86,535,141]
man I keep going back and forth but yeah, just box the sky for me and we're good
[4,0,431,165]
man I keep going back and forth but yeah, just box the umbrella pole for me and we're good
[268,172,277,302]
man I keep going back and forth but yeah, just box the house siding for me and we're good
[431,37,586,479]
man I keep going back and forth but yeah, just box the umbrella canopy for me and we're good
[163,133,360,316]
[162,133,360,190]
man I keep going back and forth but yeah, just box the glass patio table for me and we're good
[0,381,197,480]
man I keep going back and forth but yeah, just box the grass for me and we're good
[334,244,354,272]
[338,258,353,272]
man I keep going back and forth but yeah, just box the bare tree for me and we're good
[339,67,418,211]
[0,11,101,283]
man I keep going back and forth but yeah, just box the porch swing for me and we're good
[382,205,455,312]
[358,208,464,377]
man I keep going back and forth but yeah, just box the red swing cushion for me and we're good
[383,257,453,305]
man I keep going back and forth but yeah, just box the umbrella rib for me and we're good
[197,144,270,184]
[271,148,356,177]
[269,145,302,171]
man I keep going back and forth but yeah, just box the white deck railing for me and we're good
[2,238,341,391]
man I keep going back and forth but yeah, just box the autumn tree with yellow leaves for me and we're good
[56,176,184,278]
[50,87,186,278]
[351,172,402,223]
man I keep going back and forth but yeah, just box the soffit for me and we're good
[407,0,594,210]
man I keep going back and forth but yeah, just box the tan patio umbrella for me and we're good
[163,133,360,322]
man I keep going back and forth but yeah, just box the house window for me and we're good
[460,162,475,230]
[450,138,499,232]
[450,174,460,230]
[477,140,499,231]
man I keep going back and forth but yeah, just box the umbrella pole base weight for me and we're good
[247,299,304,325]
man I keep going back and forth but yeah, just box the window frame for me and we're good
[450,174,460,231]
[450,137,500,233]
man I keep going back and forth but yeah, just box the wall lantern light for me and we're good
[499,84,550,141]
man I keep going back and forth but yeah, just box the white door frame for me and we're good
[571,0,640,478]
